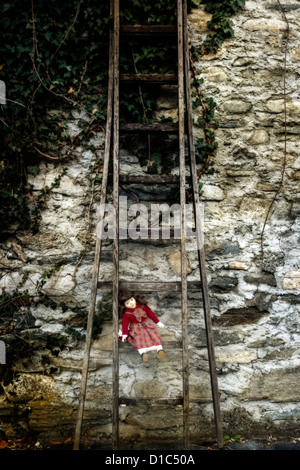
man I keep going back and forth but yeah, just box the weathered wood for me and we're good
[120,237,181,246]
[119,397,183,406]
[119,174,184,184]
[120,122,178,133]
[119,340,182,349]
[97,281,201,291]
[73,0,115,451]
[178,0,190,451]
[112,0,120,450]
[120,73,177,84]
[120,25,177,35]
[182,0,223,449]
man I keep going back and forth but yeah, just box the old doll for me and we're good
[119,292,165,362]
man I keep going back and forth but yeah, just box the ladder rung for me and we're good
[119,397,183,406]
[120,123,178,134]
[120,340,182,349]
[119,175,182,184]
[120,73,177,84]
[120,25,177,36]
[97,281,202,292]
[120,237,181,246]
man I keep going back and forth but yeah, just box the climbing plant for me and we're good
[0,0,111,233]
[203,0,246,54]
[0,265,108,371]
[188,0,246,191]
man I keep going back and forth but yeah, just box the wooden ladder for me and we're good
[74,0,223,450]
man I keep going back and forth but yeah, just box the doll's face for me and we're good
[124,297,136,309]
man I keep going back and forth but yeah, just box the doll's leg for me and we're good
[142,353,149,362]
[158,349,165,359]
[137,347,149,361]
[138,345,165,360]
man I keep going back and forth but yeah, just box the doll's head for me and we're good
[119,291,146,315]
[124,296,136,309]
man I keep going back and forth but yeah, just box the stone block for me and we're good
[244,274,277,287]
[283,271,300,290]
[190,383,212,402]
[204,66,228,82]
[249,129,269,145]
[188,8,211,33]
[42,269,76,296]
[265,99,284,114]
[239,198,270,219]
[223,100,252,114]
[121,408,183,436]
[2,373,59,404]
[85,384,112,402]
[243,18,287,33]
[168,251,192,275]
[265,99,300,116]
[210,276,238,292]
[212,306,268,326]
[132,379,168,398]
[246,367,300,402]
[229,261,249,270]
[216,346,257,363]
[201,184,225,201]
[257,184,278,192]
[291,47,300,61]
[293,171,300,180]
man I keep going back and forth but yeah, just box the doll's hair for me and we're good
[119,291,146,316]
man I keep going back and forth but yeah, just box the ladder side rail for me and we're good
[182,0,223,449]
[177,0,190,451]
[73,0,115,450]
[112,0,120,450]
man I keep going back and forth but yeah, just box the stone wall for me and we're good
[1,0,300,447]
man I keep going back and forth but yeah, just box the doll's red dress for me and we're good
[121,304,163,354]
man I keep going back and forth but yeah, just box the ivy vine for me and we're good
[189,0,246,194]
[203,0,246,54]
[0,264,111,372]
[0,0,111,233]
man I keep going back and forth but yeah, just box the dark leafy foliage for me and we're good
[0,0,111,232]
[0,0,245,232]
[203,0,246,53]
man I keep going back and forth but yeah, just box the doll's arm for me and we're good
[121,314,130,339]
[118,329,127,342]
[144,305,165,328]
